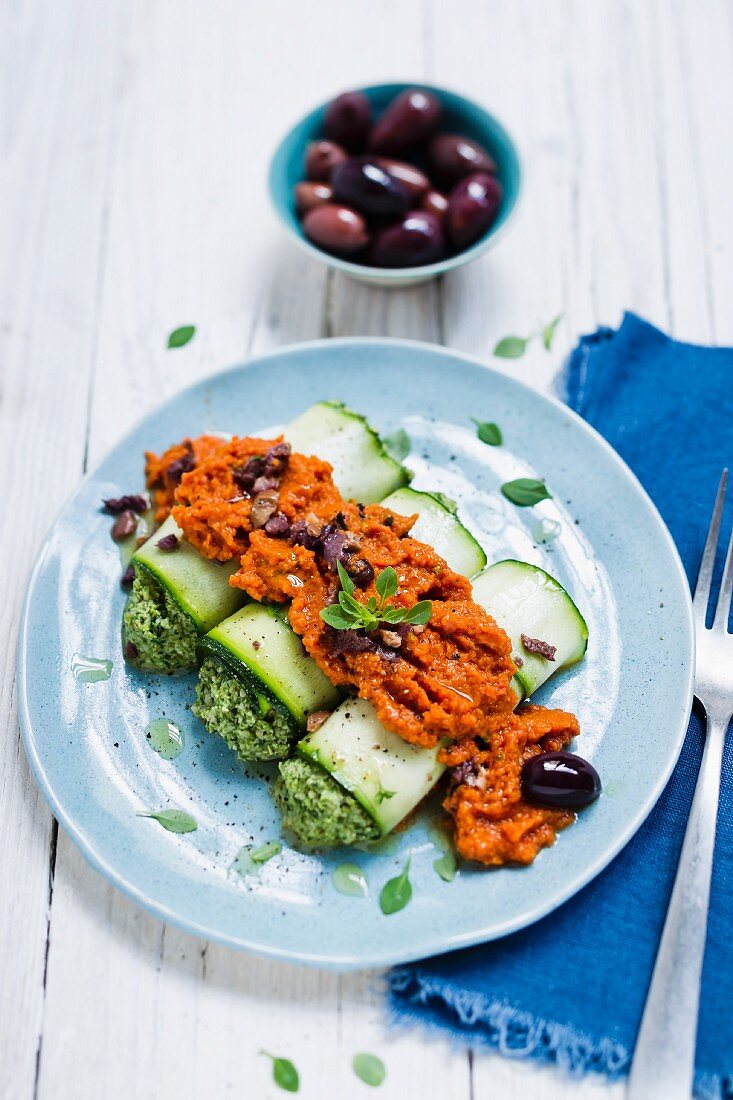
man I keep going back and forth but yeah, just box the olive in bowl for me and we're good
[269,82,521,286]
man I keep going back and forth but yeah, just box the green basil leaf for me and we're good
[542,312,563,351]
[383,428,410,462]
[352,1052,387,1087]
[338,590,365,616]
[375,566,398,604]
[167,325,196,349]
[403,600,432,625]
[138,809,197,833]
[250,841,281,864]
[320,605,354,630]
[493,335,528,359]
[260,1052,299,1093]
[367,596,377,612]
[336,559,355,596]
[381,606,407,624]
[433,850,458,882]
[379,857,412,915]
[501,478,552,507]
[472,419,503,446]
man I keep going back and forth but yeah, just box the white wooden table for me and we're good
[2,2,731,1097]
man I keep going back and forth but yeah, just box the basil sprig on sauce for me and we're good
[320,562,431,633]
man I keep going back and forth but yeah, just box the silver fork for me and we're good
[627,469,732,1100]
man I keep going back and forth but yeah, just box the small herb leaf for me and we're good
[260,1052,299,1093]
[336,559,355,596]
[501,478,552,507]
[379,857,412,915]
[167,325,196,349]
[138,809,197,833]
[375,789,396,804]
[430,492,458,514]
[472,419,503,446]
[250,841,281,864]
[383,428,411,462]
[402,600,432,625]
[320,605,355,630]
[542,313,563,351]
[375,567,398,605]
[433,850,458,882]
[352,1052,387,1087]
[493,335,528,359]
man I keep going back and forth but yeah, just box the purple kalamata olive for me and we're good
[331,158,410,218]
[302,203,369,255]
[373,157,429,202]
[368,88,442,154]
[428,133,497,186]
[447,172,503,249]
[111,510,138,541]
[369,210,446,268]
[295,181,333,216]
[323,90,372,152]
[305,140,348,182]
[421,188,449,221]
[521,752,601,810]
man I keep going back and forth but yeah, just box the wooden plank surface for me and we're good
[2,1,730,1097]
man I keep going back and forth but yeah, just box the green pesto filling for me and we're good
[122,567,198,673]
[192,657,296,762]
[274,756,379,848]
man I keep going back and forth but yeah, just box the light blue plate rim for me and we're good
[16,338,695,970]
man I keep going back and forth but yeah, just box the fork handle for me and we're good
[626,713,727,1100]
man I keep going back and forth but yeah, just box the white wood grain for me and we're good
[2,1,730,1098]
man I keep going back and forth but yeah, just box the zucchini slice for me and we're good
[472,560,588,701]
[299,699,443,835]
[285,401,409,502]
[381,486,487,576]
[132,515,244,633]
[198,603,340,728]
[284,560,587,844]
[122,515,246,672]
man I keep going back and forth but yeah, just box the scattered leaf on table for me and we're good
[379,857,412,915]
[167,325,196,349]
[501,478,552,507]
[433,850,458,882]
[472,419,503,446]
[493,335,529,359]
[260,1051,299,1093]
[352,1052,387,1086]
[137,809,197,833]
[542,313,563,350]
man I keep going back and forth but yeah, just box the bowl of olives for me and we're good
[269,83,521,287]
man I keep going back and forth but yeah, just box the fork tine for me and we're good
[692,468,727,620]
[713,516,733,632]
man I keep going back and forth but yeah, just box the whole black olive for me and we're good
[331,157,410,218]
[323,90,372,152]
[373,157,429,202]
[369,88,442,154]
[294,181,333,216]
[521,752,602,810]
[305,140,348,182]
[302,203,369,255]
[447,172,503,248]
[369,211,446,268]
[428,133,497,186]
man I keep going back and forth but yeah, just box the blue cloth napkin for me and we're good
[389,314,733,1099]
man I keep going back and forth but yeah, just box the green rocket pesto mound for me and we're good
[122,567,198,672]
[274,756,379,847]
[193,657,296,762]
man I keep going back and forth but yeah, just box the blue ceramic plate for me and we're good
[17,340,694,970]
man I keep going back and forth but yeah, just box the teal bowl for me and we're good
[268,83,522,287]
